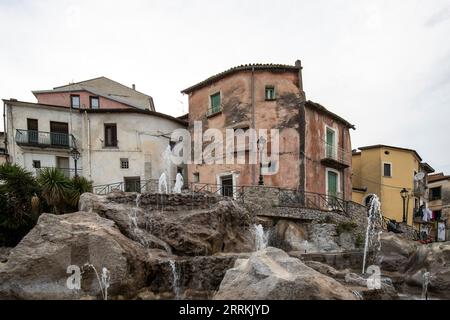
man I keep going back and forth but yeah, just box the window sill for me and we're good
[265,98,277,101]
[103,146,119,149]
[206,110,222,118]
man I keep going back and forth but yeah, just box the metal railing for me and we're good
[278,189,347,212]
[93,179,179,195]
[323,141,351,166]
[15,129,76,149]
[413,180,427,197]
[206,106,222,117]
[93,179,244,199]
[92,180,349,213]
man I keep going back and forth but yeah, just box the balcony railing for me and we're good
[206,106,222,117]
[16,129,76,149]
[320,142,351,169]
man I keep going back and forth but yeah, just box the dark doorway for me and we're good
[50,121,69,146]
[27,118,38,144]
[221,175,233,197]
[124,176,141,193]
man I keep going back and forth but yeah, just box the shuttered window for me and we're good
[210,92,221,114]
[104,124,117,147]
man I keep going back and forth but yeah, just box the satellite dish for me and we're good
[414,172,425,181]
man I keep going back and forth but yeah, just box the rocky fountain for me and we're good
[0,186,449,300]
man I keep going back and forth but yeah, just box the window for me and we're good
[430,187,442,201]
[104,124,117,147]
[326,127,336,159]
[383,163,392,177]
[120,158,129,169]
[71,95,80,109]
[193,172,200,183]
[265,86,276,100]
[210,92,221,114]
[169,141,177,151]
[32,160,41,169]
[90,96,100,109]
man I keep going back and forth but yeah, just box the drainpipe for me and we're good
[296,60,306,196]
[251,66,256,185]
[84,111,92,180]
[342,128,346,203]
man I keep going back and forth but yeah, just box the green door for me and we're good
[327,170,338,197]
[326,128,335,158]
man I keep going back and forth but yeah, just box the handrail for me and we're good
[16,129,77,149]
[92,180,350,214]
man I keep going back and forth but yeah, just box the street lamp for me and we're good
[257,136,266,186]
[400,188,409,223]
[70,148,80,178]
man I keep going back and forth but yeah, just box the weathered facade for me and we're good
[182,61,354,201]
[3,99,186,188]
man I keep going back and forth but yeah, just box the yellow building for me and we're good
[352,145,434,226]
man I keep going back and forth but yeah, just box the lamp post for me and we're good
[70,148,80,178]
[400,188,408,223]
[257,136,266,186]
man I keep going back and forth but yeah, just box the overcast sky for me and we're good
[1,0,449,172]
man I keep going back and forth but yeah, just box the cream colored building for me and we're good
[3,99,186,190]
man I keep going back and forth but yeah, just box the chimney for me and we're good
[132,84,136,90]
[295,60,305,100]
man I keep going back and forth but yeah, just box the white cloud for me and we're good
[1,0,449,171]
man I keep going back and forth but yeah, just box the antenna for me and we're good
[414,172,425,181]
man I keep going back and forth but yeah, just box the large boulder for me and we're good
[274,220,308,251]
[213,247,356,300]
[379,232,418,272]
[80,193,253,255]
[0,212,150,299]
[404,242,450,296]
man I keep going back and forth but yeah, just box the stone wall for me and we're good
[238,186,368,254]
[106,191,223,211]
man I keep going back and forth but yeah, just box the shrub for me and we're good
[67,176,93,209]
[0,163,41,246]
[336,221,357,236]
[355,233,365,248]
[37,168,72,214]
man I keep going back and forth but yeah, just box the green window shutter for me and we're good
[327,171,338,196]
[265,87,275,100]
[210,93,221,113]
[326,128,335,158]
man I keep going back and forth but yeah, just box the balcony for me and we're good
[15,129,76,149]
[413,180,427,198]
[320,142,351,170]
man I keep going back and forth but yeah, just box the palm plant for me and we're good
[67,176,93,208]
[37,168,72,214]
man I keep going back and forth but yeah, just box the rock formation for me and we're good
[213,247,356,300]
